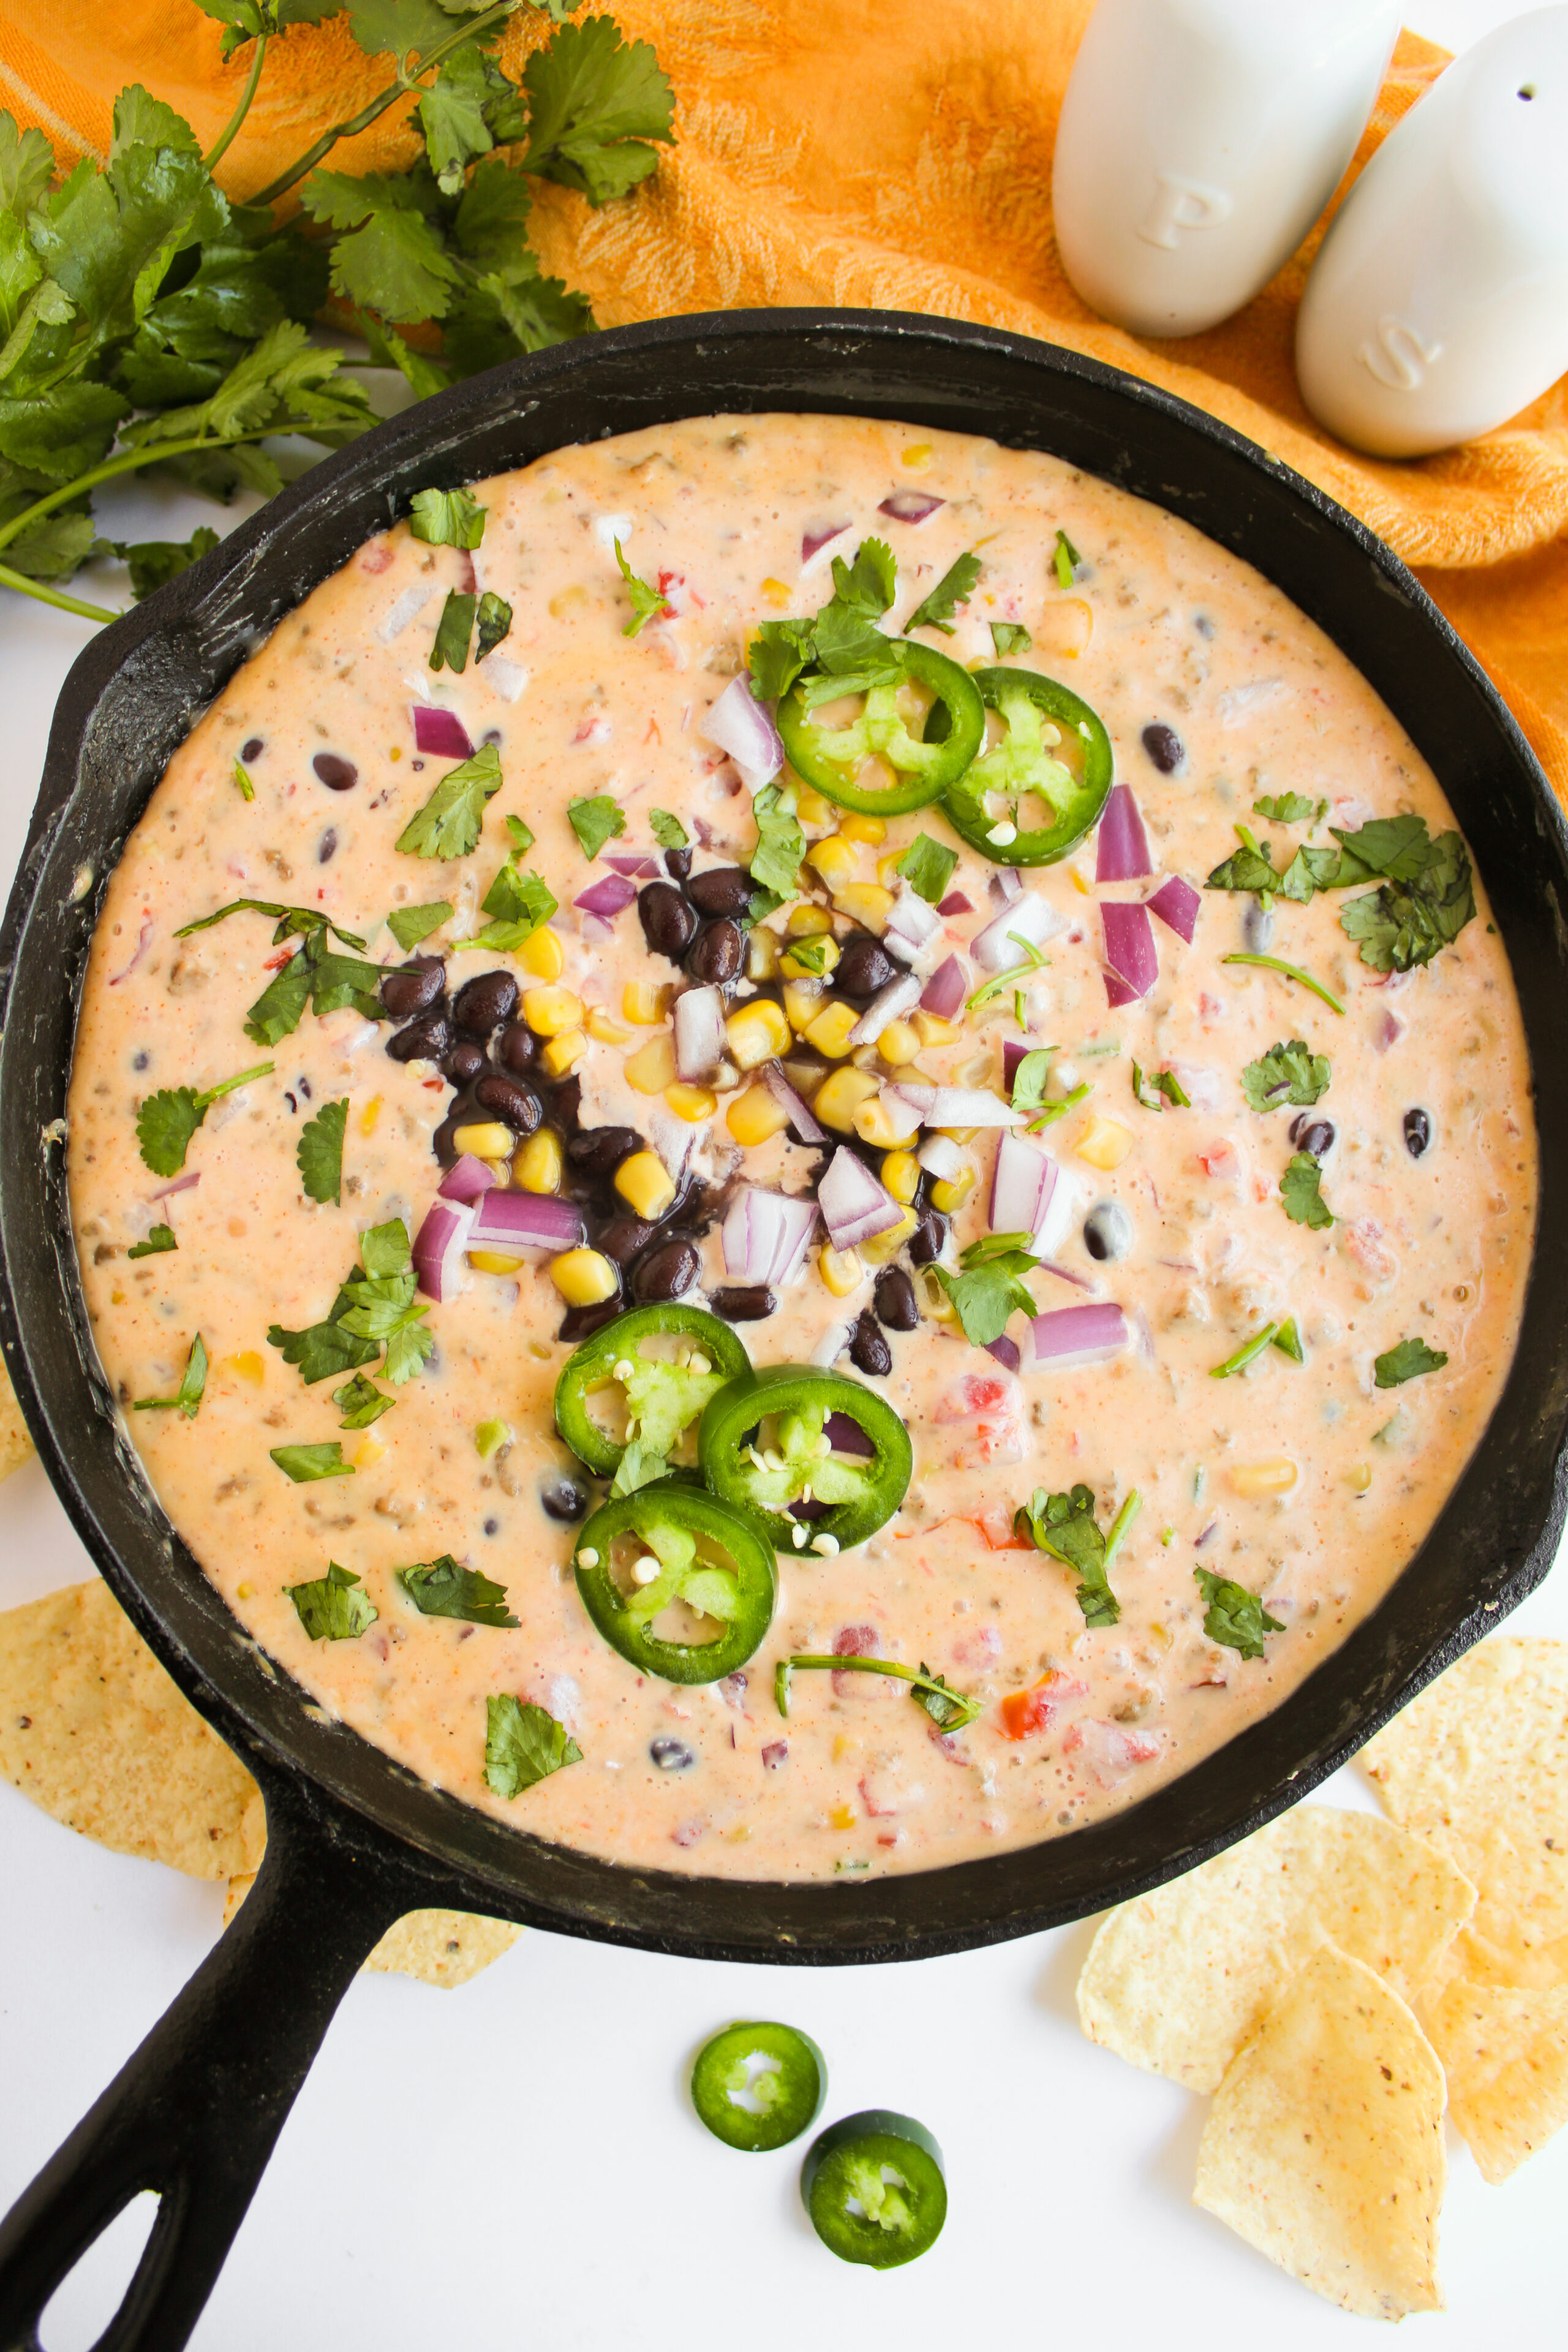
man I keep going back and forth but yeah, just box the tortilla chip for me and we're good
[224,1872,522,1987]
[0,1580,264,1877]
[1194,1945,1446,2321]
[1078,1804,1474,2092]
[1362,1638,1568,1994]
[0,1358,34,1481]
[1423,1976,1568,2184]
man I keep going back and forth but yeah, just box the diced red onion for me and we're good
[579,913,615,947]
[378,584,433,644]
[1374,1009,1404,1052]
[878,491,945,523]
[573,874,638,919]
[438,1154,498,1205]
[936,891,973,916]
[413,1198,475,1301]
[919,954,968,1019]
[848,972,921,1046]
[723,1186,818,1287]
[882,884,942,964]
[990,867,1023,904]
[824,1410,875,1457]
[810,1321,852,1369]
[991,1128,1074,1255]
[986,1335,1022,1373]
[761,1740,789,1769]
[1145,873,1200,944]
[886,1082,936,1125]
[148,1169,200,1202]
[925,1087,1025,1128]
[761,1060,826,1144]
[1167,1061,1223,1112]
[1003,1036,1031,1089]
[603,851,667,880]
[1095,783,1153,883]
[1041,1258,1095,1292]
[674,984,726,1082]
[1101,902,1158,1000]
[818,1147,902,1250]
[802,517,851,564]
[916,1133,963,1181]
[413,705,474,760]
[701,674,783,791]
[468,1189,585,1254]
[1104,968,1140,1009]
[971,892,1063,973]
[1026,1302,1129,1370]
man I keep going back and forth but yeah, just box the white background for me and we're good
[2,7,1562,2346]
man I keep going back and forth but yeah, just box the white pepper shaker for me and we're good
[1296,9,1568,458]
[1052,0,1400,339]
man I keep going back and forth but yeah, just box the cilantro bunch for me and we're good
[1205,812,1476,974]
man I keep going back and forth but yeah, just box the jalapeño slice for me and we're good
[554,1303,751,1479]
[691,2021,827,2152]
[775,641,984,815]
[572,1482,777,1684]
[938,664,1112,864]
[801,2110,947,2268]
[697,1365,913,1553]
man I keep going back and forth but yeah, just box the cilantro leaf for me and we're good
[990,621,1031,657]
[612,538,663,636]
[932,1231,1040,1346]
[0,114,55,214]
[1281,1152,1334,1229]
[174,899,368,951]
[649,808,687,850]
[904,550,981,636]
[1275,843,1343,904]
[894,833,958,904]
[132,1332,207,1420]
[748,782,805,900]
[1194,1568,1283,1661]
[287,1558,375,1640]
[484,1692,582,1797]
[505,815,535,854]
[396,741,502,859]
[1014,1483,1130,1628]
[233,758,255,802]
[1330,814,1440,886]
[1253,793,1320,824]
[243,946,314,1048]
[1340,831,1475,973]
[298,1096,347,1205]
[1374,1336,1449,1389]
[747,617,816,704]
[1052,529,1082,589]
[386,902,452,951]
[1131,1061,1189,1110]
[1240,1039,1330,1113]
[126,1223,177,1260]
[567,793,627,859]
[429,587,475,672]
[269,1223,432,1390]
[309,944,388,1022]
[451,854,556,952]
[111,524,218,600]
[300,170,459,325]
[408,483,488,548]
[135,1060,273,1176]
[609,1441,669,1499]
[1205,843,1278,894]
[382,1318,437,1387]
[831,537,896,619]
[418,43,507,197]
[270,1441,355,1483]
[520,15,676,206]
[269,1297,380,1385]
[475,589,511,660]
[399,1555,519,1628]
[333,1370,396,1428]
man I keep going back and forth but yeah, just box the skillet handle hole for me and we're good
[39,2190,160,2352]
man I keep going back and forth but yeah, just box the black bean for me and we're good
[1404,1107,1432,1159]
[567,1125,642,1180]
[313,751,358,792]
[443,1041,486,1085]
[598,1215,657,1268]
[1243,903,1274,953]
[386,1010,452,1063]
[317,827,337,865]
[873,1266,919,1332]
[380,956,445,1020]
[496,1022,538,1076]
[473,1074,542,1134]
[132,1050,150,1072]
[1141,723,1185,774]
[241,736,263,761]
[686,865,753,918]
[665,846,693,882]
[834,932,897,1000]
[551,1076,582,1134]
[454,969,519,1035]
[1295,1118,1336,1159]
[541,1474,589,1522]
[650,1736,696,1771]
[908,1208,948,1266]
[709,1284,777,1322]
[849,1313,892,1377]
[558,1298,621,1343]
[639,880,699,961]
[1084,1200,1134,1262]
[632,1237,699,1302]
[687,917,744,986]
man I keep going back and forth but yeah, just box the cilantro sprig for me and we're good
[136,1061,274,1177]
[612,540,665,636]
[774,1654,982,1732]
[748,783,805,902]
[175,898,368,952]
[1014,1484,1139,1629]
[746,537,905,706]
[1281,1152,1334,1229]
[450,848,556,952]
[126,1223,177,1260]
[132,1333,207,1420]
[904,550,981,637]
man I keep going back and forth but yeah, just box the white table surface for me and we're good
[4,10,1562,2345]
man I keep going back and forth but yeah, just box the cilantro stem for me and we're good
[1221,952,1345,1015]
[1102,1490,1141,1569]
[966,933,1049,1012]
[202,32,268,173]
[0,561,119,623]
[0,433,284,560]
[1210,1322,1280,1379]
[201,1060,274,1105]
[780,1653,983,1730]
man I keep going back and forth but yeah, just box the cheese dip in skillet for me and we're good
[64,413,1536,1882]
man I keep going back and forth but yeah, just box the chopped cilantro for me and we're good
[781,931,835,978]
[1205,843,1278,895]
[396,741,502,859]
[1240,1039,1330,1113]
[650,808,688,850]
[1131,1061,1189,1110]
[1253,793,1322,824]
[1330,814,1441,885]
[297,1096,347,1205]
[386,902,453,951]
[566,793,627,859]
[288,1560,376,1642]
[904,550,981,636]
[268,1219,430,1389]
[989,621,1031,656]
[1195,1568,1283,1661]
[894,833,958,904]
[745,539,905,706]
[1014,1483,1138,1628]
[333,1371,395,1428]
[233,758,255,802]
[505,815,535,854]
[1340,831,1475,973]
[1374,1336,1449,1389]
[932,1231,1041,1346]
[613,538,665,636]
[748,783,805,900]
[429,587,477,673]
[408,486,487,548]
[1272,1316,1304,1363]
[175,899,368,952]
[270,1441,355,1482]
[1275,843,1344,905]
[1210,1323,1280,1379]
[451,853,556,952]
[243,949,317,1049]
[475,591,512,659]
[1052,528,1082,590]
[1281,1152,1334,1229]
[126,1224,177,1260]
[132,1333,207,1420]
[135,1061,274,1177]
[484,1692,582,1798]
[399,1556,518,1628]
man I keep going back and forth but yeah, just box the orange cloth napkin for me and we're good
[4,0,1566,794]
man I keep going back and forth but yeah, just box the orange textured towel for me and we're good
[3,1,1564,792]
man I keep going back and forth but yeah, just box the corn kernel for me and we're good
[548,584,589,619]
[878,1019,921,1066]
[832,1735,861,1761]
[522,985,582,1038]
[219,1351,265,1385]
[453,1120,514,1159]
[514,1129,563,1194]
[726,1086,789,1147]
[839,813,886,845]
[1348,1462,1373,1494]
[745,928,779,981]
[353,1437,387,1470]
[881,1150,922,1204]
[861,1207,919,1264]
[912,1010,962,1047]
[853,1093,921,1150]
[540,1028,587,1079]
[475,1418,512,1459]
[625,1032,677,1093]
[1230,1457,1299,1498]
[480,1156,511,1185]
[786,901,834,938]
[470,1248,526,1274]
[360,1095,382,1137]
[782,934,840,982]
[804,1000,860,1058]
[615,1150,676,1219]
[548,1247,620,1306]
[796,785,836,828]
[834,882,894,930]
[819,1242,864,1297]
[902,442,933,472]
[806,834,859,890]
[517,924,565,981]
[586,1006,631,1046]
[1070,867,1093,896]
[938,1125,979,1146]
[828,1804,858,1831]
[237,1581,255,1599]
[930,1168,977,1213]
[665,1082,717,1123]
[813,1066,880,1131]
[761,576,793,608]
[1076,1114,1134,1170]
[876,850,905,889]
[1037,595,1093,659]
[850,1042,881,1069]
[623,980,668,1025]
[725,997,791,1071]
[782,978,825,1031]
[916,1264,956,1321]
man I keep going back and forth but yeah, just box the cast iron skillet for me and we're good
[1,311,1565,2350]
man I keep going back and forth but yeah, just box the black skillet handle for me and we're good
[0,1775,431,2352]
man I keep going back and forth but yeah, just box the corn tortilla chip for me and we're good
[0,1358,34,1482]
[0,1580,263,1877]
[1362,1638,1568,1996]
[1194,1944,1446,2321]
[224,1872,522,1987]
[1078,1805,1474,2092]
[1423,1976,1568,2185]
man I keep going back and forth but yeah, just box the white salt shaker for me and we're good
[1296,9,1568,458]
[1052,0,1400,339]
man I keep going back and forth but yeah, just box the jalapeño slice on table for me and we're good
[690,2021,827,2153]
[571,1482,777,1684]
[936,664,1112,863]
[801,2110,948,2267]
[697,1365,913,1553]
[775,641,985,815]
[554,1303,752,1479]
